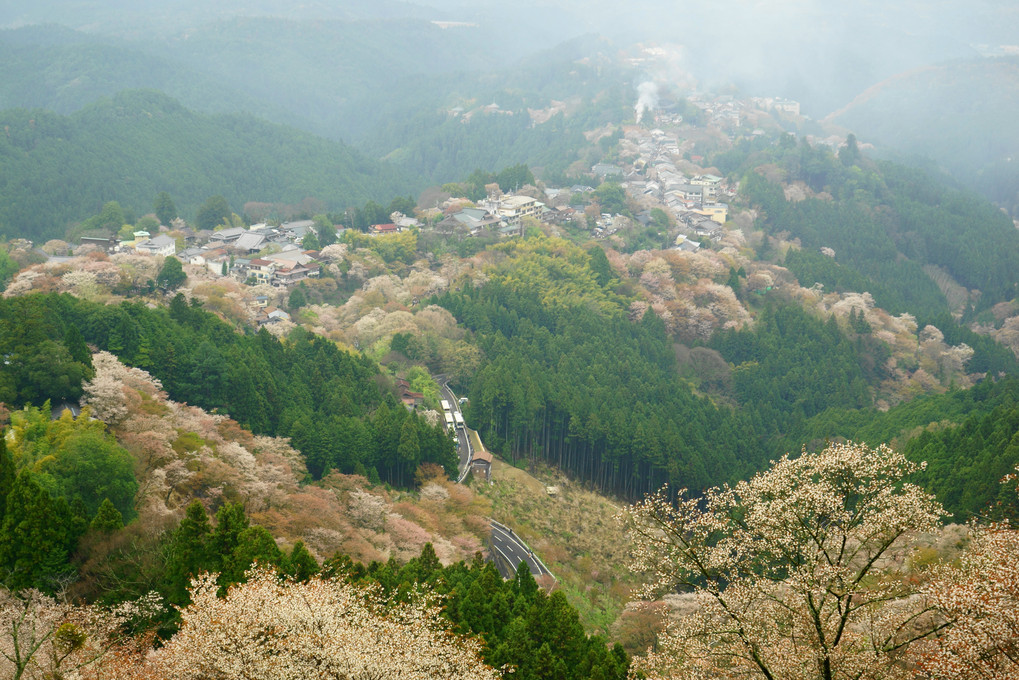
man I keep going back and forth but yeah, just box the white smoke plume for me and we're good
[634,81,659,124]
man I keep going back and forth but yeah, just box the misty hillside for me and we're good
[5,1,1018,135]
[0,21,601,150]
[828,57,1019,214]
[0,0,440,34]
[0,23,631,188]
[147,16,515,142]
[0,25,319,137]
[0,90,412,241]
[0,21,503,142]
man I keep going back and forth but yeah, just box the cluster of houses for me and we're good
[175,221,323,288]
[617,127,734,250]
[84,220,326,289]
[626,131,730,216]
[434,191,547,238]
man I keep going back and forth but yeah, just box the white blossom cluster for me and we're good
[622,441,945,680]
[81,351,164,425]
[149,568,499,680]
[0,588,162,680]
[916,526,1019,679]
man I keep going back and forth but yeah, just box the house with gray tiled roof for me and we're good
[209,227,247,243]
[233,232,268,253]
[135,234,177,256]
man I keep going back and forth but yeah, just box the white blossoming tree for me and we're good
[0,587,162,680]
[914,527,1019,679]
[622,441,945,680]
[913,465,1019,680]
[147,567,500,680]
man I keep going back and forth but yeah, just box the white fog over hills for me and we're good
[1,0,1019,207]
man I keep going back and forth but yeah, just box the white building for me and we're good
[135,234,177,257]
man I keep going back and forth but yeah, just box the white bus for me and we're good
[453,412,465,429]
[440,399,451,412]
[444,412,455,429]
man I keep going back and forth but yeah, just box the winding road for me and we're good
[489,519,555,582]
[435,376,554,584]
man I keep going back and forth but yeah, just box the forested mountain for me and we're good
[0,291,629,679]
[359,47,632,182]
[5,3,1019,675]
[436,238,764,497]
[0,25,278,119]
[721,138,1019,316]
[0,24,624,188]
[6,0,1014,121]
[0,90,412,241]
[0,19,534,143]
[147,16,514,142]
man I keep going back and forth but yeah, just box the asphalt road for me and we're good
[489,520,554,581]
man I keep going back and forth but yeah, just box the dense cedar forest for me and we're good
[0,293,457,486]
[435,238,759,497]
[340,547,629,680]
[710,305,873,434]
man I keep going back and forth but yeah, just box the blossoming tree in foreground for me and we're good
[0,588,162,680]
[147,567,500,680]
[622,441,946,680]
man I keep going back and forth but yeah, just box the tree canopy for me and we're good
[156,256,187,291]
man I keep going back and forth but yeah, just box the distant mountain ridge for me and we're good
[0,19,540,144]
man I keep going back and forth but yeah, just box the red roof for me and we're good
[373,223,398,232]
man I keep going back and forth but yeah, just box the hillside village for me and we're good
[39,85,845,311]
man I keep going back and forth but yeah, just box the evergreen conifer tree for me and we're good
[0,436,13,528]
[163,500,213,606]
[90,497,124,534]
[282,540,320,582]
[0,470,75,591]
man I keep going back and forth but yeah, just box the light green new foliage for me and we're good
[7,405,137,520]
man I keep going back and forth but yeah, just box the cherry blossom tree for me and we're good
[913,464,1019,680]
[148,567,499,680]
[0,587,161,680]
[914,526,1019,679]
[622,442,945,680]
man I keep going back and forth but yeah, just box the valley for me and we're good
[3,2,1019,678]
